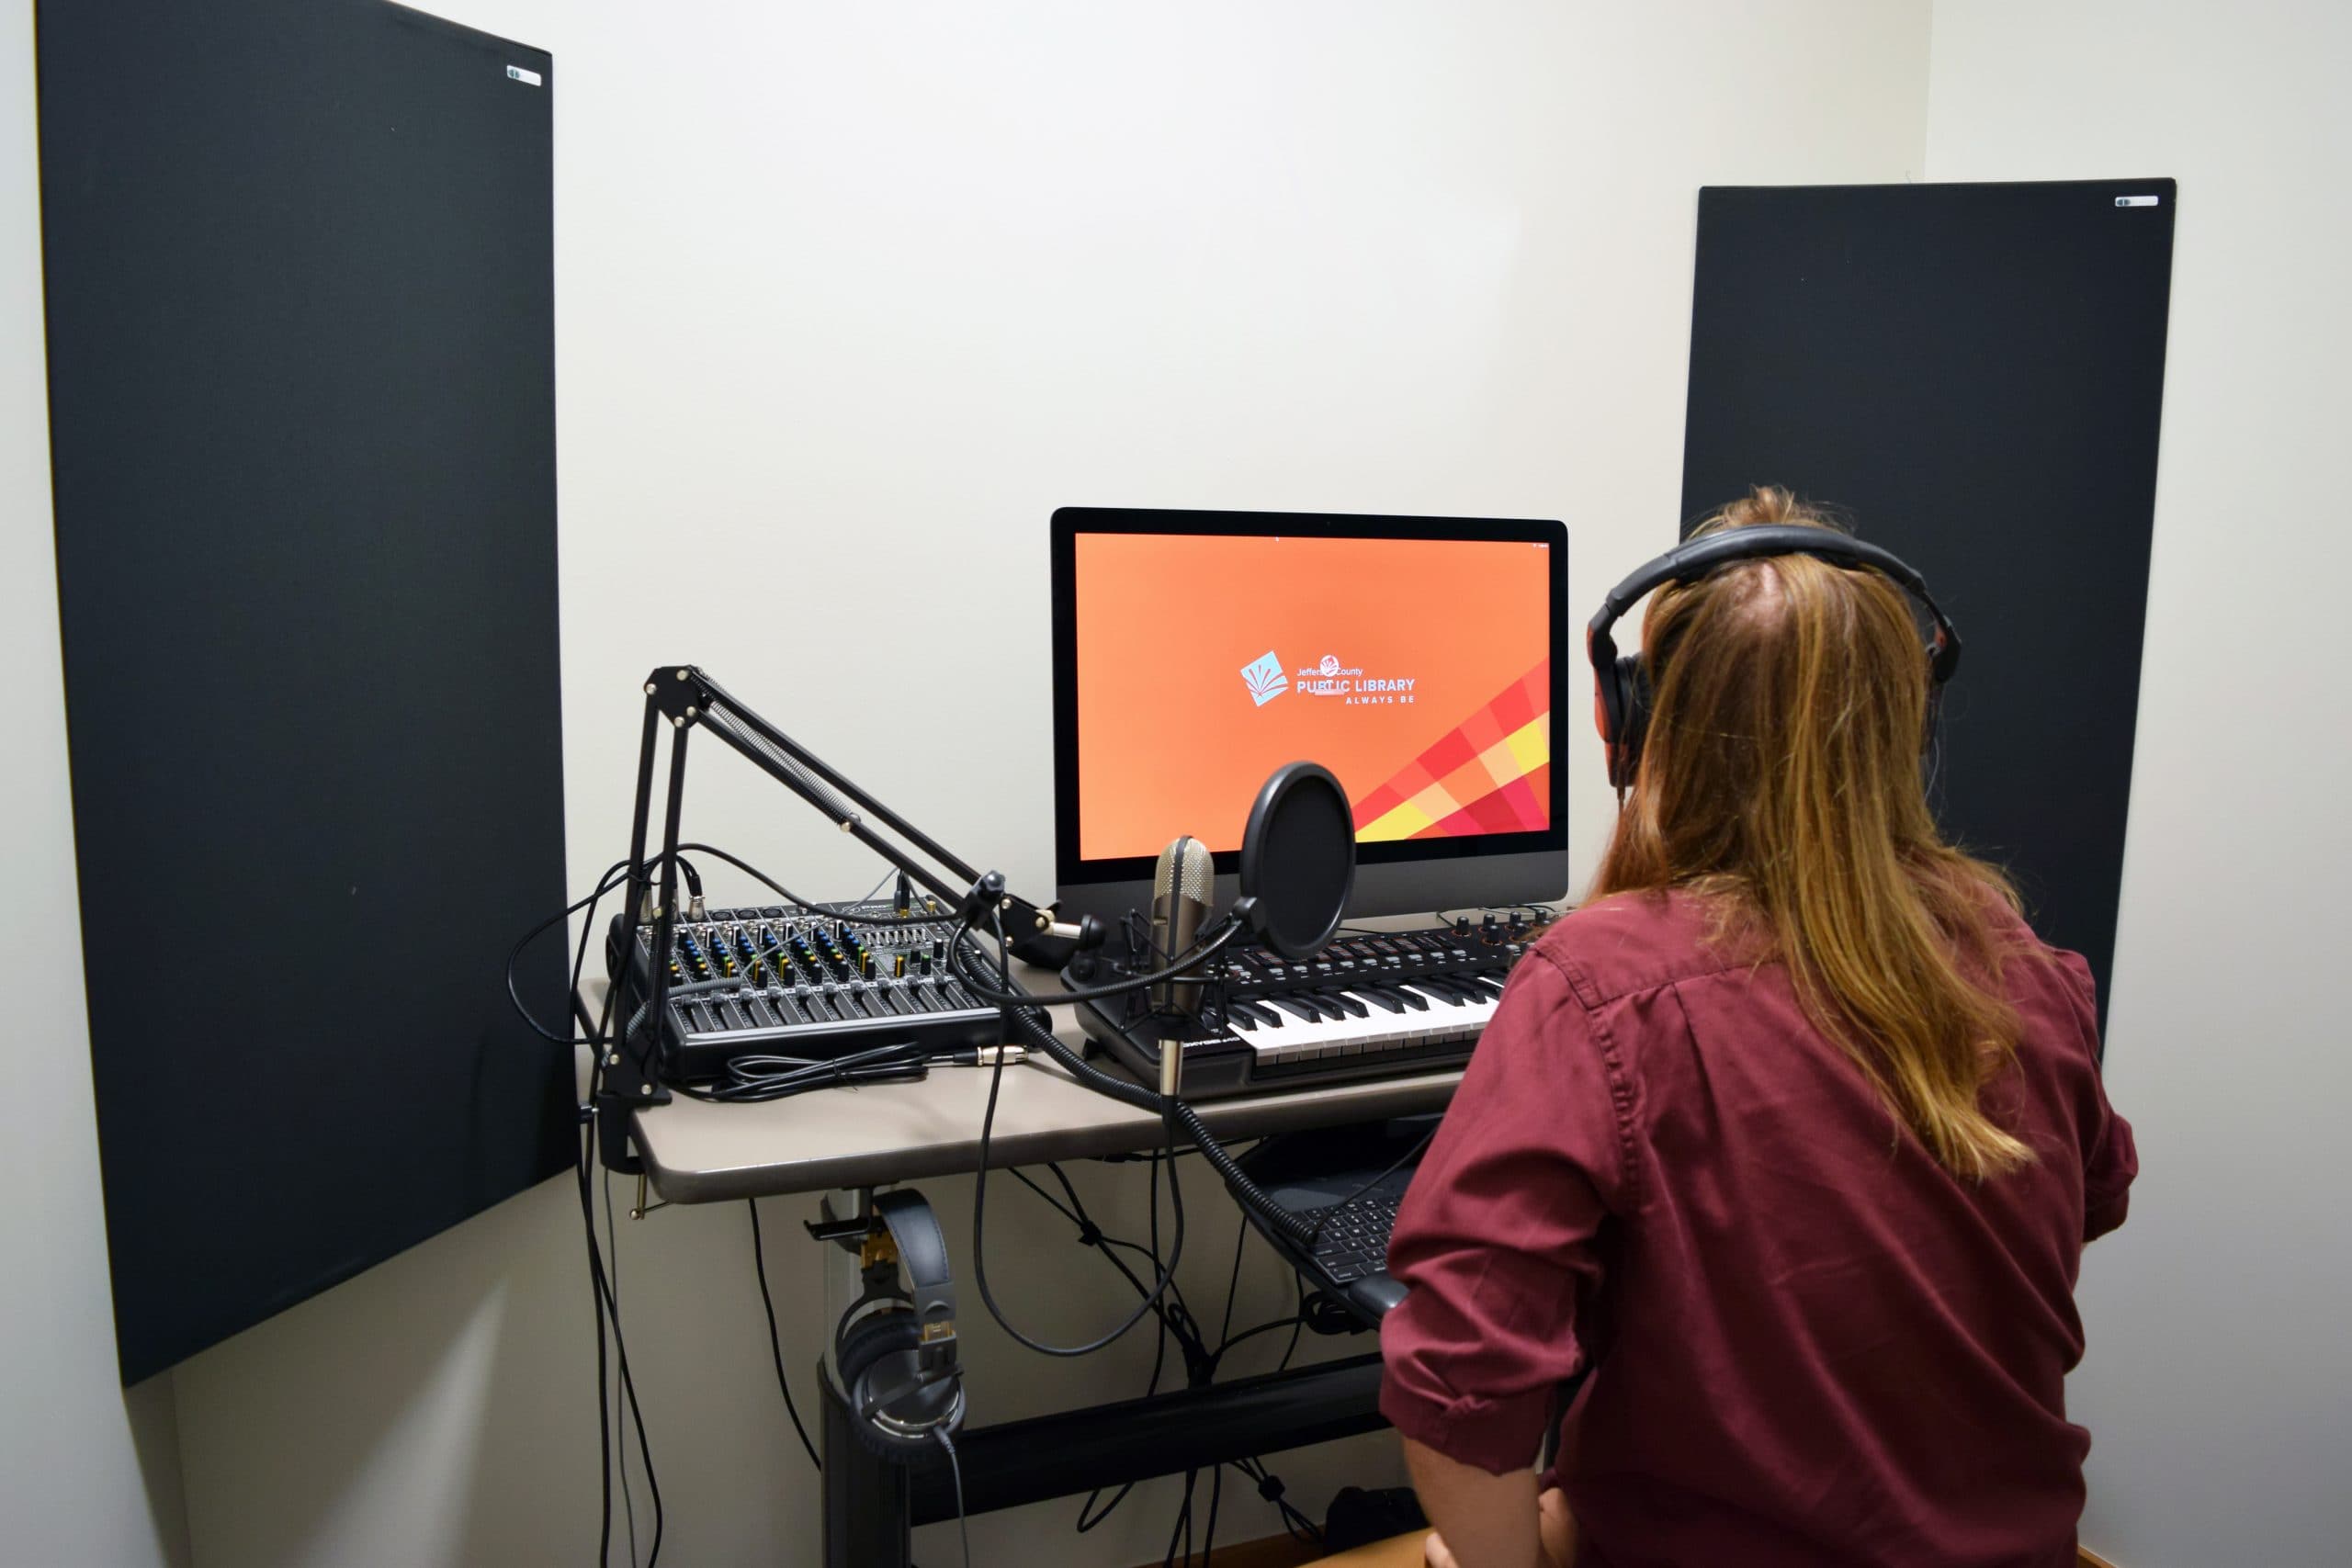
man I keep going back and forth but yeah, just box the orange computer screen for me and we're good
[1074,533,1553,861]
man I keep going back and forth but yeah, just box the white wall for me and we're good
[1926,4,2352,1564]
[0,7,190,1566]
[25,4,2346,1562]
[151,4,1936,1563]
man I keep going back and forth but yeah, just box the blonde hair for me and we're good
[1591,487,2035,1179]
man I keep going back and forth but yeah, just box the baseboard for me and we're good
[1148,1532,2121,1565]
[1128,1536,1319,1568]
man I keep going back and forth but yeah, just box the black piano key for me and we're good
[1318,989,1370,1019]
[1375,983,1429,1011]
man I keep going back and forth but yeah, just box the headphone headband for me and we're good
[1585,521,1962,792]
[1588,523,1961,683]
[870,1187,956,1337]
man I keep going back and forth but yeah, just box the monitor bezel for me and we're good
[1049,506,1569,898]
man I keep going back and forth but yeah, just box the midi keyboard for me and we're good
[1074,920,1537,1099]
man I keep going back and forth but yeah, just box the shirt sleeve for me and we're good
[2055,948,2136,1242]
[1378,952,1632,1475]
[2084,1106,2136,1241]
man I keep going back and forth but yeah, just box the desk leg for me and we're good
[820,1358,910,1568]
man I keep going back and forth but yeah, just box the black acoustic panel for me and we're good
[1682,181,2174,1016]
[39,0,570,1382]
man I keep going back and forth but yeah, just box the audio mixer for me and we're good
[608,900,1003,1080]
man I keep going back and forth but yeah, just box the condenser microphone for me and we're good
[1148,834,1215,1019]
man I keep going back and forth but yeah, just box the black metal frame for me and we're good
[820,1349,1387,1566]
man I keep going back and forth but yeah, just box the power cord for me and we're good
[748,1201,820,1472]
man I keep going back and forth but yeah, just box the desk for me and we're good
[633,1050,1459,1203]
[613,974,1464,1565]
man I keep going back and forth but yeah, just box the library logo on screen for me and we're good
[1240,650,1288,706]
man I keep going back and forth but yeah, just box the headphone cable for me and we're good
[933,1427,974,1568]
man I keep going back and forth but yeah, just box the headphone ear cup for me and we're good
[834,1310,963,1461]
[1610,654,1652,789]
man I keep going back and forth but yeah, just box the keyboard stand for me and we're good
[825,1351,1387,1566]
[1236,1117,1440,1325]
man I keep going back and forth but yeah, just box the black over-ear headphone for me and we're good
[832,1188,965,1459]
[1586,524,1962,790]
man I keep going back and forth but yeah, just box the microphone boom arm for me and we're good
[597,665,1094,1173]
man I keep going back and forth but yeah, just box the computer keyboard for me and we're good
[1234,1120,1431,1323]
[1300,1190,1403,1284]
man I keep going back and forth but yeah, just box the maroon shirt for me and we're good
[1380,889,2135,1568]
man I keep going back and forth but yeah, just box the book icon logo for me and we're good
[1240,651,1288,706]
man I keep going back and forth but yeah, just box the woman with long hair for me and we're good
[1380,488,2135,1567]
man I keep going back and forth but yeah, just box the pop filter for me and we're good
[1237,761,1356,960]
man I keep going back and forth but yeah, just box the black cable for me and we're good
[562,866,664,1566]
[507,858,635,1043]
[577,1130,665,1565]
[676,1040,933,1104]
[946,933,1317,1251]
[1302,1125,1439,1250]
[1204,1314,1309,1370]
[1216,1212,1248,1350]
[605,1169,638,1568]
[933,1428,974,1568]
[673,841,944,926]
[950,914,1244,1010]
[552,872,627,1567]
[1042,1156,1187,1533]
[749,1201,820,1472]
[1163,1465,1198,1567]
[585,1142,612,1566]
[968,911,1186,1356]
[1277,1270,1306,1372]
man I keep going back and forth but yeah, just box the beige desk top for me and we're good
[601,973,1464,1203]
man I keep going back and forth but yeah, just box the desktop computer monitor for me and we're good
[1050,507,1568,927]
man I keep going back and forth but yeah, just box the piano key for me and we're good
[1372,982,1428,1011]
[1230,998,1282,1028]
[1317,989,1370,1019]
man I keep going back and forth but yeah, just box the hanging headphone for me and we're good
[831,1188,965,1460]
[1587,523,1962,790]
